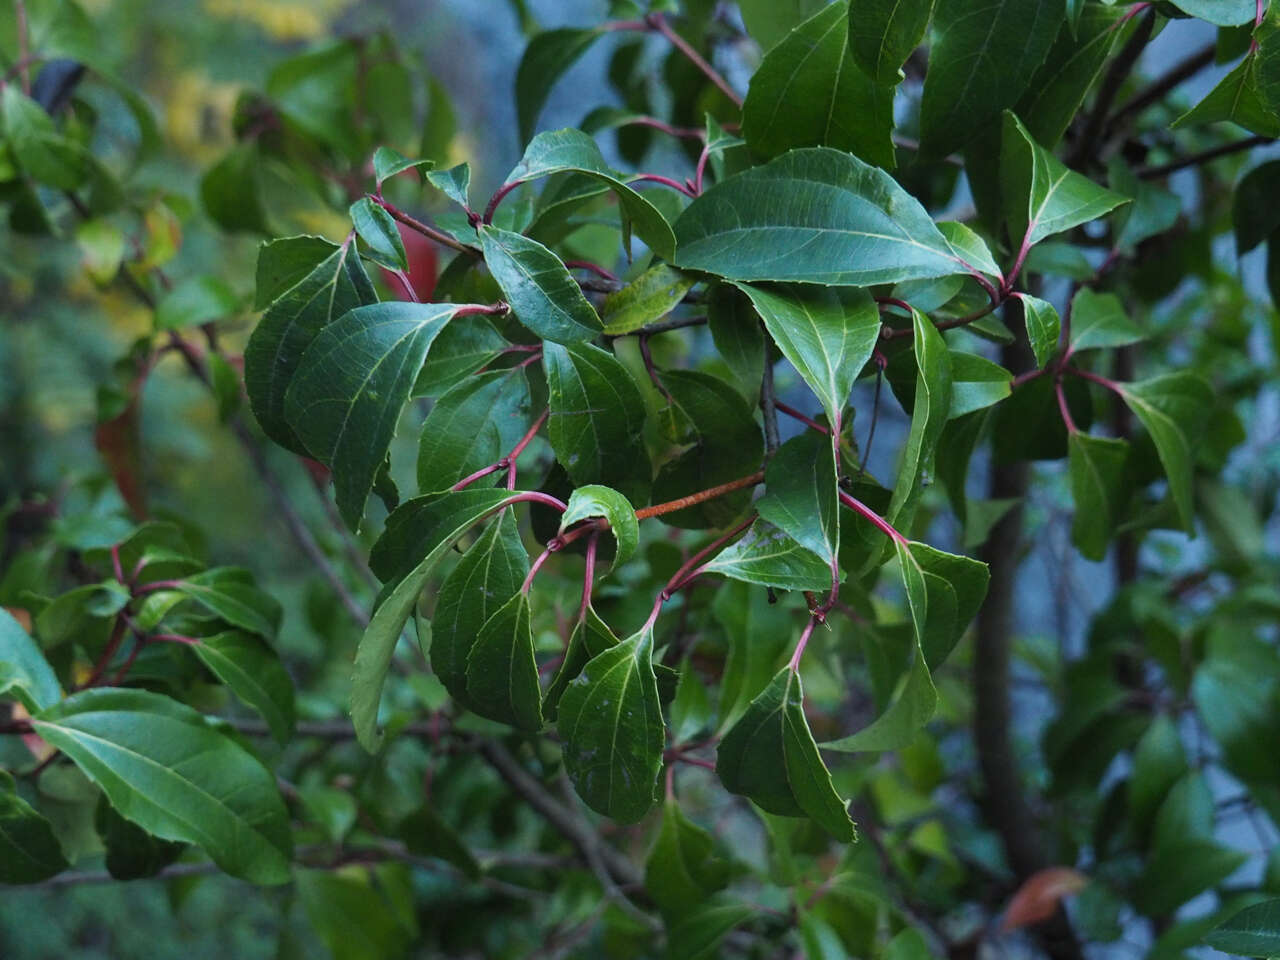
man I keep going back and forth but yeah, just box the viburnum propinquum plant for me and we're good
[3,0,1280,957]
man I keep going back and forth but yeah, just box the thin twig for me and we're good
[645,13,742,109]
[1137,136,1272,179]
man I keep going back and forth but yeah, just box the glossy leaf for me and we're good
[716,667,855,841]
[948,352,1012,420]
[1069,288,1144,352]
[174,570,281,639]
[430,511,527,706]
[560,485,639,571]
[245,239,377,455]
[544,341,651,505]
[1204,899,1280,956]
[1172,54,1280,138]
[822,654,936,753]
[1067,433,1130,561]
[737,283,879,425]
[285,301,463,529]
[425,163,471,208]
[704,520,833,592]
[544,604,620,718]
[415,367,531,493]
[920,0,1066,158]
[714,582,793,732]
[673,147,966,286]
[191,630,296,744]
[480,226,600,344]
[1001,112,1129,247]
[297,870,412,960]
[1117,373,1213,532]
[886,308,952,530]
[507,129,676,259]
[465,592,542,731]
[706,284,764,399]
[32,688,292,884]
[742,2,895,168]
[757,431,840,567]
[413,316,509,397]
[1015,293,1061,369]
[0,608,61,712]
[601,264,696,335]
[558,625,664,823]
[372,146,433,185]
[355,488,521,750]
[349,198,408,271]
[1169,0,1257,26]
[848,0,934,85]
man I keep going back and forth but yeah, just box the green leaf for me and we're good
[1170,0,1257,26]
[651,370,763,529]
[644,800,730,920]
[948,352,1012,420]
[742,2,895,168]
[297,870,412,960]
[822,654,936,754]
[736,283,879,426]
[1172,53,1280,138]
[1110,158,1181,253]
[96,796,184,880]
[32,688,292,884]
[919,0,1065,158]
[465,592,542,731]
[544,604,620,719]
[191,631,296,744]
[1117,373,1213,532]
[1067,433,1131,561]
[714,581,793,732]
[1233,160,1280,253]
[200,143,269,234]
[1014,3,1124,148]
[716,667,855,841]
[173,570,281,639]
[430,511,528,708]
[848,0,934,85]
[560,485,639,571]
[425,163,471,208]
[285,301,465,529]
[739,0,829,50]
[1068,288,1144,352]
[1130,714,1188,831]
[886,308,952,530]
[706,284,764,400]
[1015,293,1060,368]
[480,225,602,344]
[349,198,408,271]
[668,898,756,960]
[399,802,481,879]
[413,316,509,397]
[674,147,966,286]
[1001,112,1129,247]
[558,625,664,823]
[1204,899,1280,956]
[372,146,434,185]
[938,220,1003,277]
[154,275,239,331]
[0,608,61,712]
[1134,839,1247,917]
[0,776,69,883]
[1,85,89,189]
[245,239,377,454]
[415,367,531,493]
[544,342,651,505]
[757,432,840,567]
[704,520,834,592]
[355,488,522,751]
[515,28,604,144]
[601,264,697,335]
[507,129,676,259]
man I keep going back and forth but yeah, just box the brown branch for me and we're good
[1068,8,1157,169]
[1137,135,1272,179]
[1108,42,1216,129]
[634,472,764,520]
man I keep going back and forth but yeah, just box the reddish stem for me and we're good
[453,302,511,319]
[631,173,698,198]
[578,532,600,622]
[374,197,479,257]
[1055,379,1079,434]
[482,181,523,225]
[1066,366,1124,394]
[838,491,907,546]
[522,542,559,595]
[622,116,706,141]
[775,401,830,435]
[1010,367,1048,390]
[564,260,618,283]
[646,515,756,628]
[693,141,712,195]
[506,491,568,514]
[645,13,743,109]
[79,617,129,689]
[788,617,818,671]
